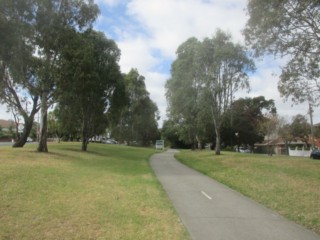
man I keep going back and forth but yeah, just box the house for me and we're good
[254,135,320,156]
[0,119,14,132]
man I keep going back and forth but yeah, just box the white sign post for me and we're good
[155,140,164,150]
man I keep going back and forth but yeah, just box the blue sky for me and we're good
[93,0,317,125]
[0,0,318,125]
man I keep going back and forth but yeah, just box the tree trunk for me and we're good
[215,128,221,155]
[13,117,34,147]
[37,92,48,152]
[81,138,88,151]
[13,96,39,148]
[81,122,88,151]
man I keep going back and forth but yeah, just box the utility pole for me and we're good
[308,103,315,149]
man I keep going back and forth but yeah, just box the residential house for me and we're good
[254,122,320,155]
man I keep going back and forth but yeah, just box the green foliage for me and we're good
[222,96,276,148]
[56,29,124,151]
[244,0,320,105]
[290,114,311,145]
[0,0,100,151]
[166,37,205,148]
[111,69,160,146]
[166,30,255,153]
[0,0,41,147]
[162,119,193,149]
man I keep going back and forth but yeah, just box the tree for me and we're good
[112,69,159,146]
[57,29,124,151]
[0,0,41,147]
[166,31,255,154]
[290,114,311,146]
[35,0,99,152]
[166,37,204,149]
[260,113,281,155]
[47,110,64,141]
[244,0,320,105]
[277,114,311,154]
[0,0,99,152]
[194,30,255,154]
[222,96,276,150]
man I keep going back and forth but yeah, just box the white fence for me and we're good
[288,147,311,157]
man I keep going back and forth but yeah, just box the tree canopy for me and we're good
[166,30,255,154]
[0,0,42,147]
[222,96,276,149]
[111,69,159,146]
[0,0,99,152]
[244,0,320,105]
[56,29,123,151]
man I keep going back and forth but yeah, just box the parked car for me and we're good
[105,139,118,144]
[310,149,320,159]
[27,137,33,142]
[240,148,251,153]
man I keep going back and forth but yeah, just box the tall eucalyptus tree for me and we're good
[166,30,255,154]
[0,0,40,147]
[166,37,203,148]
[111,69,159,146]
[195,30,255,154]
[0,0,99,152]
[57,29,124,151]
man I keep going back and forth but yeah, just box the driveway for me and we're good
[0,142,13,146]
[150,149,320,240]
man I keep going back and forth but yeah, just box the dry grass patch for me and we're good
[0,143,189,240]
[176,150,320,235]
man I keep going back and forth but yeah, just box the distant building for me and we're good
[254,122,320,155]
[0,119,14,132]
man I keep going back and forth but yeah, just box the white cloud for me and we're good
[116,0,252,125]
[1,0,319,127]
[95,0,120,7]
[127,0,248,58]
[0,104,11,120]
[238,57,319,123]
[143,71,170,124]
[118,37,160,73]
[109,0,319,126]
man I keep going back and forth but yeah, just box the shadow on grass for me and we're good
[45,145,154,176]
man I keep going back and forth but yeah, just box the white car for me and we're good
[239,147,251,153]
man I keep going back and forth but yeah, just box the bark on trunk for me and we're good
[81,138,88,151]
[12,117,33,147]
[37,92,48,152]
[81,122,89,151]
[215,128,221,155]
[12,96,39,148]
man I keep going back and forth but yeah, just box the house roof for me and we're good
[0,119,14,128]
[314,122,320,128]
[255,136,320,148]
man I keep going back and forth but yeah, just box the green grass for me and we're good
[176,150,320,235]
[0,143,189,240]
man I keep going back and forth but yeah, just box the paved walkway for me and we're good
[150,149,320,240]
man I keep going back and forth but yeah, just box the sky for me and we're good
[0,0,318,126]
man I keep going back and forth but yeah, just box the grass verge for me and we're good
[176,150,320,235]
[0,143,189,240]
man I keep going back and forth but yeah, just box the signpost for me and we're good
[155,140,164,150]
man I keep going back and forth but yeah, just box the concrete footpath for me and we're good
[150,149,320,240]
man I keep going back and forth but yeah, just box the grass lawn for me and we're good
[0,143,189,240]
[176,150,320,235]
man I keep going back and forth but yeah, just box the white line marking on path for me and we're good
[201,191,212,200]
